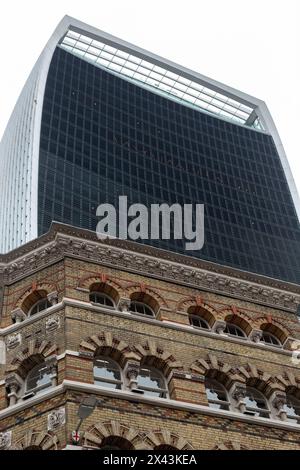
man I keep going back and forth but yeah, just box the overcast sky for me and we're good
[1,0,299,195]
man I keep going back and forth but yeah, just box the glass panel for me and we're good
[225,323,245,337]
[284,395,300,421]
[30,299,51,315]
[130,302,153,316]
[190,315,209,329]
[137,367,166,397]
[94,358,121,389]
[262,332,280,346]
[27,365,52,392]
[205,378,229,410]
[60,30,263,129]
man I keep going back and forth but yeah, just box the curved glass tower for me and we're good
[0,16,299,283]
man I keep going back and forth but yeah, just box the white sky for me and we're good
[1,0,299,195]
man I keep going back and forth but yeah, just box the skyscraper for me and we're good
[0,15,299,284]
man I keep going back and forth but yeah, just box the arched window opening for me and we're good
[26,363,52,395]
[244,387,270,418]
[284,394,300,423]
[137,366,167,398]
[224,323,246,338]
[205,377,230,410]
[89,282,119,307]
[189,314,210,330]
[93,357,122,389]
[130,301,154,318]
[90,292,115,308]
[261,331,281,347]
[100,436,134,450]
[29,298,51,316]
[260,323,286,347]
[154,444,178,450]
[187,306,214,330]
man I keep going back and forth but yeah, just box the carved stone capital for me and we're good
[11,308,26,323]
[0,431,12,450]
[47,291,58,305]
[271,392,287,421]
[213,320,226,335]
[249,330,263,343]
[48,407,65,431]
[124,361,140,389]
[272,393,287,410]
[117,298,131,312]
[231,385,247,402]
[6,333,21,350]
[5,373,22,393]
[5,373,23,406]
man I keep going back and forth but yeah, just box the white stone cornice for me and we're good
[1,379,300,434]
[0,298,299,359]
[0,226,299,314]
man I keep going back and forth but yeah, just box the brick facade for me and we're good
[0,224,300,450]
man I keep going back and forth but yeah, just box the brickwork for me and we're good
[0,226,300,450]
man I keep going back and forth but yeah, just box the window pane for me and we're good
[27,365,52,391]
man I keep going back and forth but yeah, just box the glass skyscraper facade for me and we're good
[1,16,299,284]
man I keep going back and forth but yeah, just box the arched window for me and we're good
[93,357,122,389]
[29,298,51,316]
[99,436,134,450]
[137,366,167,398]
[90,292,114,308]
[224,323,246,338]
[189,314,210,330]
[284,394,300,423]
[130,301,154,317]
[244,387,270,418]
[205,377,230,410]
[26,363,52,395]
[261,331,281,347]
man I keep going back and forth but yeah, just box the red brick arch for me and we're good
[125,283,169,310]
[14,282,57,311]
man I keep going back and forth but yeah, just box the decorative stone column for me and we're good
[230,384,247,413]
[11,308,26,324]
[47,291,58,305]
[249,330,263,343]
[117,298,131,313]
[271,392,287,421]
[124,361,140,390]
[5,374,23,406]
[213,320,226,335]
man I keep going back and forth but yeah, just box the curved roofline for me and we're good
[57,15,300,220]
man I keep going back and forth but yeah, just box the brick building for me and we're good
[0,222,300,450]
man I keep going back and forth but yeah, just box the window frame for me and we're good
[28,298,51,316]
[244,386,270,418]
[224,322,246,338]
[25,363,53,396]
[189,313,210,330]
[129,301,155,318]
[261,331,281,348]
[284,394,300,423]
[136,366,168,398]
[93,356,123,390]
[205,377,230,411]
[89,292,115,308]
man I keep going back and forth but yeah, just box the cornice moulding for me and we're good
[0,223,299,314]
